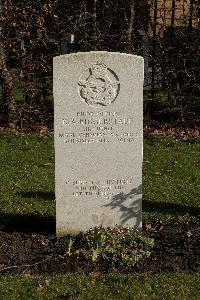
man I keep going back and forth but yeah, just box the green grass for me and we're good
[0,273,199,300]
[0,133,199,231]
[0,134,54,215]
[13,81,24,103]
[0,133,199,298]
[0,82,24,104]
[143,137,200,223]
[0,133,55,233]
[0,81,53,106]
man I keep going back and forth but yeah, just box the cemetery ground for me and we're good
[0,131,199,299]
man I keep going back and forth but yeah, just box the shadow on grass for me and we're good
[0,213,55,235]
[105,184,199,227]
[1,189,199,235]
[17,191,55,200]
[143,200,200,217]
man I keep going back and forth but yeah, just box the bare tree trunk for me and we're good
[151,0,157,100]
[86,0,98,50]
[0,4,17,128]
[93,0,98,49]
[188,0,193,40]
[127,0,135,53]
[171,0,175,44]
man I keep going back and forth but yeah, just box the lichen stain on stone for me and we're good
[91,214,98,224]
[91,213,113,226]
[56,227,80,237]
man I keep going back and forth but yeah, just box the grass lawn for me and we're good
[0,133,199,229]
[0,133,55,233]
[0,273,199,300]
[143,136,200,223]
[0,133,199,299]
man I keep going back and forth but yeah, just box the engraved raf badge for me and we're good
[78,62,120,107]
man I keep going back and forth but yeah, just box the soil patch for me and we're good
[0,223,199,275]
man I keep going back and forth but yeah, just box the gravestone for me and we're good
[54,51,144,236]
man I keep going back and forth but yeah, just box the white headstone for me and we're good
[54,51,144,236]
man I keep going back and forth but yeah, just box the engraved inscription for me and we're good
[78,62,120,107]
[58,110,139,144]
[66,178,133,199]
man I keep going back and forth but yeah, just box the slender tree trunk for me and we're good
[86,0,98,50]
[127,0,135,53]
[151,0,157,99]
[171,0,175,44]
[0,3,17,128]
[188,0,193,40]
[93,0,97,49]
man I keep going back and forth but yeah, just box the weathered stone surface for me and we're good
[54,51,144,236]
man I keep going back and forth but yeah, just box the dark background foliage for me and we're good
[0,0,199,129]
